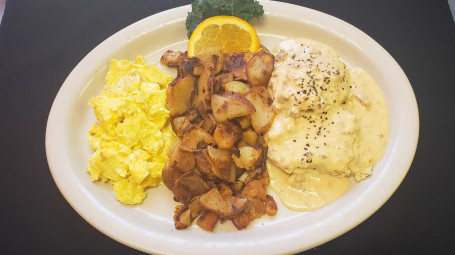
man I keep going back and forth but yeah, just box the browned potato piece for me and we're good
[236,140,248,149]
[171,116,186,136]
[177,58,197,78]
[196,47,224,75]
[168,141,195,172]
[171,111,198,137]
[207,146,232,170]
[198,113,217,134]
[242,130,258,146]
[219,183,233,198]
[238,117,251,129]
[178,208,192,227]
[174,205,187,221]
[215,72,234,86]
[247,52,274,87]
[244,86,276,134]
[188,197,202,218]
[211,92,256,123]
[265,194,278,216]
[160,50,185,66]
[173,172,211,205]
[199,188,247,218]
[192,57,204,76]
[231,178,270,230]
[197,211,219,232]
[167,76,195,117]
[231,210,255,230]
[192,68,214,115]
[174,205,189,229]
[222,81,249,94]
[224,196,249,216]
[213,122,242,149]
[232,198,266,230]
[195,148,233,182]
[162,161,183,191]
[213,72,233,94]
[180,127,216,152]
[241,178,267,201]
[225,52,254,80]
[217,164,234,183]
[194,149,217,180]
[232,146,262,170]
[199,188,228,214]
[258,44,270,54]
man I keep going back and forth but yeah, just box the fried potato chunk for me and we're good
[242,129,258,146]
[225,52,254,81]
[231,178,274,230]
[174,205,190,230]
[211,92,256,123]
[192,68,214,115]
[247,52,274,87]
[180,127,216,152]
[188,196,202,218]
[162,161,183,191]
[168,141,195,173]
[194,149,216,180]
[160,50,185,66]
[238,117,251,129]
[258,44,271,54]
[213,122,243,149]
[207,146,232,170]
[178,58,197,78]
[173,172,211,205]
[222,81,249,94]
[195,47,224,75]
[171,111,198,137]
[167,76,195,117]
[197,211,219,232]
[199,188,248,218]
[215,72,233,87]
[198,113,217,134]
[232,146,262,170]
[245,86,276,134]
[265,194,278,216]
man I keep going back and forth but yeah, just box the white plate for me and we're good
[45,1,419,254]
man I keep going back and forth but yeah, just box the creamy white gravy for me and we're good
[266,39,389,211]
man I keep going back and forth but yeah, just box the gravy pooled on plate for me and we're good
[266,39,389,211]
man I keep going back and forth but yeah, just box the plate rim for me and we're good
[45,1,419,254]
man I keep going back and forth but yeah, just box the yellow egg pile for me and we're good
[86,56,176,204]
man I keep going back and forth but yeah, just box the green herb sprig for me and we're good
[186,0,264,38]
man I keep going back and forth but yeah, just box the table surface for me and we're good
[1,0,454,254]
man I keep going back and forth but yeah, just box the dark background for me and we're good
[1,0,454,254]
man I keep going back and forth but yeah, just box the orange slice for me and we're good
[188,16,260,58]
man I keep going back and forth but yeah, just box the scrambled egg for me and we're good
[87,56,176,204]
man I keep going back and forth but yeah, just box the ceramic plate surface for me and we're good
[45,1,419,254]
